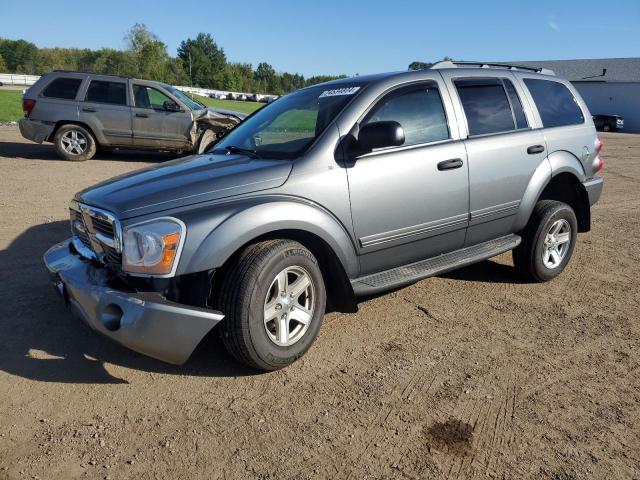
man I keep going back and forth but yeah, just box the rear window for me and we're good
[85,80,127,105]
[454,78,515,136]
[41,78,83,100]
[523,79,584,128]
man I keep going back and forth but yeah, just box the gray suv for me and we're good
[19,71,245,161]
[43,61,604,370]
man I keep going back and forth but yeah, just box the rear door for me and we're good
[440,71,547,245]
[130,82,193,149]
[79,77,132,146]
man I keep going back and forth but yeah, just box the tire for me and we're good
[602,124,611,132]
[53,124,97,161]
[217,239,327,371]
[513,200,578,282]
[197,128,217,154]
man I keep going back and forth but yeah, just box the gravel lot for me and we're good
[0,126,638,479]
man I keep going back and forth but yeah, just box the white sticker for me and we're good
[319,86,360,98]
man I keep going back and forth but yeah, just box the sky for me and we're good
[2,0,639,77]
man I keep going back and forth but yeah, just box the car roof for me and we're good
[311,63,559,90]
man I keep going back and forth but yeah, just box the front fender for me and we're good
[176,197,359,278]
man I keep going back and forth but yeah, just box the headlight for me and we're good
[122,218,185,276]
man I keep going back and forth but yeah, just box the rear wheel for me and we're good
[513,200,578,282]
[217,239,326,370]
[602,124,611,132]
[53,124,97,161]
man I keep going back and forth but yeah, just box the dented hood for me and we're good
[76,152,292,219]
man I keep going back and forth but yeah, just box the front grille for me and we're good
[69,203,122,268]
[70,209,91,246]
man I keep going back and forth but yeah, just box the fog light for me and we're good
[100,304,123,331]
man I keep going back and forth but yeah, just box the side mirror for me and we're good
[358,121,405,152]
[164,100,181,112]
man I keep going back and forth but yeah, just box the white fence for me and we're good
[0,73,40,86]
[0,73,277,102]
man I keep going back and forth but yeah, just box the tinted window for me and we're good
[133,85,173,110]
[85,80,127,105]
[524,79,584,128]
[41,78,83,100]
[503,79,528,129]
[454,78,514,136]
[363,83,449,146]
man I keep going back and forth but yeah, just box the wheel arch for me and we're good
[178,199,360,313]
[48,120,101,145]
[514,152,590,233]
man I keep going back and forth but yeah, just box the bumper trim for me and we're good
[19,117,55,144]
[582,176,603,206]
[44,239,224,365]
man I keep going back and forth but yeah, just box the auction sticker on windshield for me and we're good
[319,87,360,98]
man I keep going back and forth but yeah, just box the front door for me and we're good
[130,83,193,150]
[346,81,469,275]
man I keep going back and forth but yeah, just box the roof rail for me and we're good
[52,70,134,80]
[430,61,555,76]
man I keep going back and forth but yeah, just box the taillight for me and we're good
[596,137,604,173]
[23,98,36,117]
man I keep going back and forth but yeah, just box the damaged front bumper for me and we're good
[43,239,224,365]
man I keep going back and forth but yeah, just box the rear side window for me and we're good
[41,78,83,100]
[85,80,127,105]
[503,79,528,129]
[523,79,584,128]
[363,82,449,146]
[454,78,515,136]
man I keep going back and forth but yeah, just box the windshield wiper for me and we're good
[223,145,262,158]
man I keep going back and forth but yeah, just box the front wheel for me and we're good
[217,239,326,370]
[513,200,578,282]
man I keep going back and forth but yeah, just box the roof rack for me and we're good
[430,61,555,76]
[52,70,134,80]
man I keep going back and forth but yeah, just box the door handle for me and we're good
[136,113,149,118]
[81,107,96,112]
[437,158,464,171]
[527,145,545,154]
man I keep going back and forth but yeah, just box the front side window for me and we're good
[524,79,584,128]
[454,78,515,136]
[214,84,364,159]
[85,80,127,105]
[165,85,204,111]
[362,82,449,146]
[41,78,83,100]
[133,85,174,110]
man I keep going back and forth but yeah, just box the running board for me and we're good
[351,234,521,296]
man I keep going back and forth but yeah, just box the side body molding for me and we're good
[177,197,360,278]
[513,150,587,232]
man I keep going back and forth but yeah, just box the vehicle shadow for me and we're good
[439,258,528,284]
[0,221,257,385]
[0,141,178,163]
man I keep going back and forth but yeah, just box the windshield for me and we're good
[166,86,205,111]
[213,84,364,159]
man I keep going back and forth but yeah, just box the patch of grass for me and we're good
[192,95,264,114]
[0,90,24,122]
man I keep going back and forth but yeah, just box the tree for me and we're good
[408,61,433,70]
[177,33,226,88]
[0,39,39,73]
[124,23,171,81]
[0,52,7,72]
[254,62,278,93]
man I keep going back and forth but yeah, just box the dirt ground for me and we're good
[0,126,638,480]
